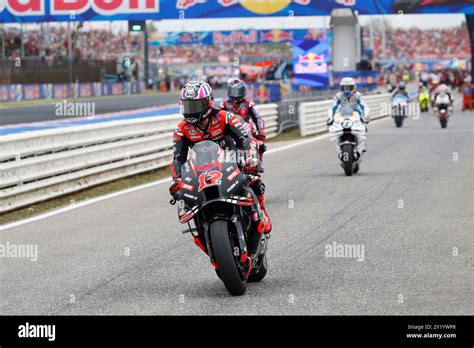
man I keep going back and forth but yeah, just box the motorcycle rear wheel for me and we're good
[210,219,247,296]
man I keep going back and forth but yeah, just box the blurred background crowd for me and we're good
[0,20,471,93]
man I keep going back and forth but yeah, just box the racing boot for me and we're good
[257,193,272,234]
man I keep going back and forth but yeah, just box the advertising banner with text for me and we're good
[1,1,473,23]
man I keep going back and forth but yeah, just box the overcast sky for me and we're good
[152,14,466,32]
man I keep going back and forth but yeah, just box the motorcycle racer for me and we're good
[219,79,267,160]
[327,77,369,154]
[327,77,370,126]
[170,81,272,234]
[431,83,454,116]
[391,82,410,100]
[431,83,454,106]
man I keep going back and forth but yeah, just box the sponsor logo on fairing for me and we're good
[227,180,239,192]
[226,168,240,181]
[184,193,197,200]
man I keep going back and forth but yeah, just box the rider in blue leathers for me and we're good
[327,77,370,126]
[327,77,370,155]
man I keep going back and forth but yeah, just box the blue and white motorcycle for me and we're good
[329,106,367,176]
[391,93,409,128]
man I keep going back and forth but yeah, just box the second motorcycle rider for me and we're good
[219,79,267,162]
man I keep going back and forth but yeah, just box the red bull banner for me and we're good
[333,71,379,90]
[247,83,282,104]
[1,0,472,23]
[151,28,329,47]
[203,66,234,76]
[292,40,331,89]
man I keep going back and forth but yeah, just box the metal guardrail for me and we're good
[298,93,391,137]
[278,90,386,134]
[0,104,278,213]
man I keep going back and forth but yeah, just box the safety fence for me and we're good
[0,103,278,213]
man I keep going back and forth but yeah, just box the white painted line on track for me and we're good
[0,178,171,231]
[0,116,391,231]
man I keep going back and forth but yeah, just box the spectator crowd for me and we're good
[364,25,471,60]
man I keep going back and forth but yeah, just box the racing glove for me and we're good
[256,131,266,142]
[169,178,182,195]
[243,157,260,174]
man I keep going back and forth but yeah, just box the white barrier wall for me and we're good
[298,93,391,137]
[0,104,278,213]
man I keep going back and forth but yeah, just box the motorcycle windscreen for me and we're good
[190,141,224,168]
[393,96,408,104]
[336,105,359,121]
[436,93,450,104]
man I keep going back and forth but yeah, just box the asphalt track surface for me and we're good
[0,89,227,126]
[1,105,473,315]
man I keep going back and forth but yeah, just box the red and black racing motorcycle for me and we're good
[170,141,269,296]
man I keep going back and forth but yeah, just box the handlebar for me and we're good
[169,191,181,205]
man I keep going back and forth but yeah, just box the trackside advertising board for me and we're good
[292,40,330,89]
[150,28,329,46]
[1,1,473,23]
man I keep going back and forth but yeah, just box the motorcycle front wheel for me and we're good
[395,117,404,128]
[341,144,354,177]
[210,219,247,296]
[440,116,447,128]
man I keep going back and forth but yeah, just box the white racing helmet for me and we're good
[340,77,356,97]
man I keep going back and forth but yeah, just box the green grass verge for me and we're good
[267,128,302,143]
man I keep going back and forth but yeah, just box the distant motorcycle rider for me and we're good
[431,83,454,114]
[327,77,370,154]
[327,77,370,125]
[219,79,267,160]
[391,82,410,99]
[169,81,272,234]
[432,83,453,106]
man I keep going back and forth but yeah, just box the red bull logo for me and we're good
[213,31,257,44]
[254,84,270,104]
[335,0,356,6]
[179,0,310,14]
[295,51,328,74]
[260,29,293,43]
[298,52,325,64]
